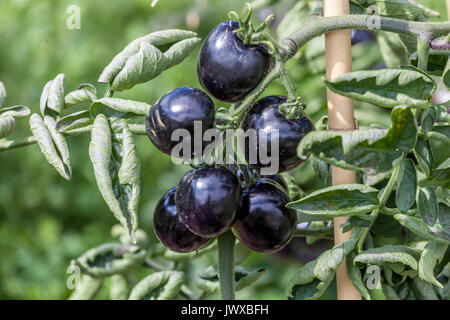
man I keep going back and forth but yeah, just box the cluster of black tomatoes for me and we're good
[146,21,314,254]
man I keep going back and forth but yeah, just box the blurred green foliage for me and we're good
[0,0,446,299]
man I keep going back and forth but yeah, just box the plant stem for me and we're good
[231,61,282,123]
[417,38,430,71]
[356,162,401,253]
[217,230,236,300]
[279,61,297,100]
[280,14,450,59]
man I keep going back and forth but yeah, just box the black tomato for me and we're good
[234,165,288,191]
[146,87,215,158]
[153,187,210,253]
[175,166,241,237]
[233,182,296,253]
[242,95,314,172]
[197,20,272,103]
[260,174,288,191]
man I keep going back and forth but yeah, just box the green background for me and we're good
[0,0,446,299]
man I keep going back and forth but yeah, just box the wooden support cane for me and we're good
[324,0,362,300]
[447,0,450,20]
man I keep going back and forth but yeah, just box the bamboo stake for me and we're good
[447,0,450,21]
[324,0,362,300]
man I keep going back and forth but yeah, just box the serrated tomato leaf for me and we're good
[129,271,184,300]
[325,69,436,108]
[89,115,140,242]
[98,30,199,91]
[418,241,448,288]
[196,266,265,293]
[73,242,146,277]
[90,98,150,119]
[56,110,93,133]
[40,74,66,117]
[298,107,416,173]
[29,114,71,180]
[354,245,420,270]
[0,116,15,139]
[64,83,97,108]
[396,159,417,212]
[288,184,379,218]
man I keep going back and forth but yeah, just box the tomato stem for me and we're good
[217,230,236,300]
[356,158,403,253]
[280,15,450,59]
[417,38,430,71]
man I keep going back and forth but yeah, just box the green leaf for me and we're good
[311,157,331,187]
[68,274,103,300]
[40,74,66,117]
[316,239,358,280]
[64,83,97,108]
[375,32,409,68]
[109,274,130,300]
[196,266,265,293]
[286,239,357,300]
[163,37,201,68]
[324,69,436,108]
[73,242,146,277]
[112,42,167,92]
[418,187,438,226]
[29,113,71,180]
[89,115,139,242]
[385,106,417,152]
[428,130,450,171]
[347,252,371,300]
[98,30,198,91]
[298,129,402,173]
[411,51,449,76]
[295,221,334,237]
[90,98,150,119]
[0,116,15,139]
[382,284,401,300]
[414,137,433,176]
[298,107,415,173]
[418,241,448,288]
[354,245,420,270]
[286,261,329,300]
[111,224,149,247]
[0,81,6,107]
[288,184,379,218]
[428,204,450,243]
[394,214,449,244]
[420,107,437,134]
[44,116,72,179]
[396,159,417,213]
[280,173,305,201]
[129,271,184,300]
[56,110,93,133]
[412,277,439,300]
[0,105,31,119]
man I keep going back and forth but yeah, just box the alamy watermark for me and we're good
[366,265,381,289]
[169,121,280,175]
[66,264,81,290]
[66,5,81,30]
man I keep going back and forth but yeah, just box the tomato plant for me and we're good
[0,0,449,300]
